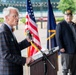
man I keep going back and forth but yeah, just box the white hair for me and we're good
[3,7,19,21]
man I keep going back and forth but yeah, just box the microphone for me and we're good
[49,46,59,54]
[26,30,32,40]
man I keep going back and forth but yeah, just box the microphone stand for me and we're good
[31,42,55,75]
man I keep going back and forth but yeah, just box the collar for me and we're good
[4,22,12,31]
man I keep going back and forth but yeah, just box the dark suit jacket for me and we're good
[56,20,76,54]
[0,23,31,75]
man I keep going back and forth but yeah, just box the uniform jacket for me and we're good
[0,23,31,75]
[56,20,76,54]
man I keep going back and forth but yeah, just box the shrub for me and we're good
[20,18,26,24]
[56,17,64,22]
[0,18,4,23]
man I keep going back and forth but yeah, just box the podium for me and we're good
[29,52,58,75]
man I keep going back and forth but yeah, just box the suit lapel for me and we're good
[1,23,21,53]
[2,23,12,35]
[2,23,19,46]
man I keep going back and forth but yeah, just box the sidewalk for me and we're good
[14,24,62,75]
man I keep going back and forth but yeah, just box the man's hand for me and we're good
[26,38,32,42]
[26,57,34,65]
[26,30,33,42]
[60,48,65,52]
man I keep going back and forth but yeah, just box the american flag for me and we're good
[25,0,42,57]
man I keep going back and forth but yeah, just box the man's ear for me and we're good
[5,16,9,20]
[5,16,8,19]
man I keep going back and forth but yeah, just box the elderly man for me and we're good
[0,7,33,75]
[56,10,76,75]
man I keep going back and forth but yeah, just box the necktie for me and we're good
[11,28,15,32]
[11,28,16,40]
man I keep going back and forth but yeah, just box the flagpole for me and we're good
[49,30,51,50]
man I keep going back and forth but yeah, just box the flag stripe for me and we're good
[29,22,38,32]
[27,22,40,42]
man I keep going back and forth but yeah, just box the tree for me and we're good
[57,0,76,13]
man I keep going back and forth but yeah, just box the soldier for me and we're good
[56,10,76,75]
